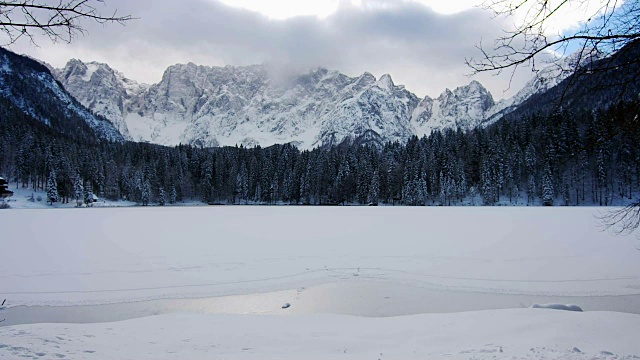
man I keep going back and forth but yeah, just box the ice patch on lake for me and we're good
[531,303,584,312]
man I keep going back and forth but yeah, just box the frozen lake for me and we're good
[2,281,640,326]
[2,207,640,325]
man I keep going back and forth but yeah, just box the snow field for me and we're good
[1,310,640,359]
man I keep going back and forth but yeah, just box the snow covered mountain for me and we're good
[0,48,123,142]
[54,53,588,149]
[412,80,495,136]
[56,62,423,148]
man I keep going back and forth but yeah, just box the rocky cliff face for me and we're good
[412,80,495,136]
[55,60,149,140]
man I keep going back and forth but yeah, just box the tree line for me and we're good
[1,97,638,206]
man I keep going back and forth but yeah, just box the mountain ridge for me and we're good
[51,49,596,149]
[54,61,509,149]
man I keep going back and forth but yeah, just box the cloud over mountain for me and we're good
[11,0,533,99]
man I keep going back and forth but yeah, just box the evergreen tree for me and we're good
[401,167,415,205]
[417,173,428,206]
[527,174,536,205]
[525,143,538,205]
[141,179,151,206]
[46,171,59,205]
[170,185,178,204]
[73,174,83,207]
[367,170,380,205]
[84,181,94,206]
[542,163,554,206]
[158,187,166,206]
[300,160,311,205]
[481,158,497,205]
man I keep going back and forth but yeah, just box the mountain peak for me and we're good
[377,73,394,90]
[468,79,485,89]
[66,58,84,66]
[437,88,454,100]
[361,71,375,79]
[60,59,89,80]
[356,72,376,86]
[378,74,395,89]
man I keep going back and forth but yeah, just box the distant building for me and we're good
[85,192,99,205]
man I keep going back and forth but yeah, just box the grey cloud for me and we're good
[9,0,533,99]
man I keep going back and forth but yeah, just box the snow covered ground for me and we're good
[0,184,205,209]
[3,182,636,209]
[2,310,640,360]
[1,207,640,359]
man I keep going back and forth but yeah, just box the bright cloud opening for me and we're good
[215,0,342,19]
[215,0,485,19]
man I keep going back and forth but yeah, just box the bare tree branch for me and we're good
[0,299,5,323]
[598,200,640,237]
[467,0,640,84]
[0,0,134,46]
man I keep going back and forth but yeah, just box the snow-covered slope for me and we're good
[54,51,592,149]
[0,48,123,142]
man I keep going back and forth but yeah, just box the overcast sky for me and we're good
[7,0,589,99]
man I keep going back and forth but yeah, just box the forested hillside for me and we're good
[1,93,638,206]
[0,47,124,143]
